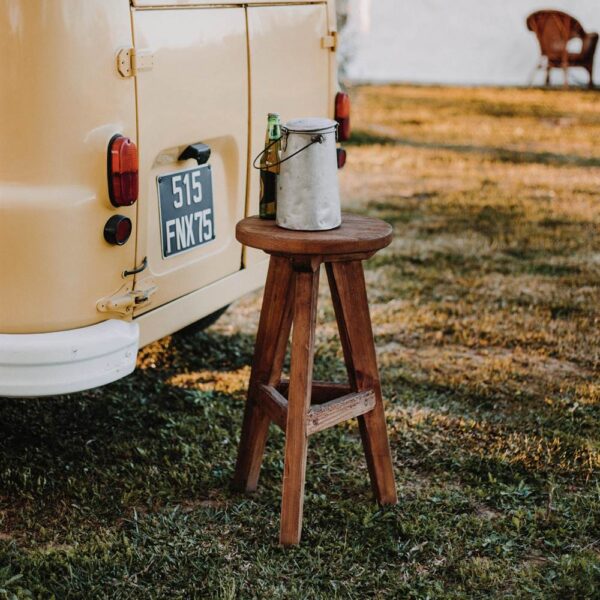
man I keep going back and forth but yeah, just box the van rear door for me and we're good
[245,4,333,228]
[130,6,248,316]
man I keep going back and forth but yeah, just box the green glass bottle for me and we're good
[259,113,282,220]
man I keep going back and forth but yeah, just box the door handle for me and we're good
[179,143,211,165]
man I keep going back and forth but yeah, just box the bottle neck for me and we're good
[268,120,282,141]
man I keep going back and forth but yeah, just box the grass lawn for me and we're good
[1,85,599,599]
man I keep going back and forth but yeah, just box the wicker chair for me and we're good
[527,10,598,88]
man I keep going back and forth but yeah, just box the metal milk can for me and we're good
[276,117,341,231]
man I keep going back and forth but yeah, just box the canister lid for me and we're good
[283,117,338,134]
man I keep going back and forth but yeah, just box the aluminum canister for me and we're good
[277,117,341,231]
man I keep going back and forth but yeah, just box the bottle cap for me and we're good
[268,112,281,119]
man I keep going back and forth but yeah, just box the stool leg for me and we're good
[280,264,320,546]
[234,256,295,492]
[326,261,398,505]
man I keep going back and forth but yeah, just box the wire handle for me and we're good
[252,134,325,172]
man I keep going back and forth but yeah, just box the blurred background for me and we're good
[338,0,600,86]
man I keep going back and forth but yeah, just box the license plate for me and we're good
[157,165,215,258]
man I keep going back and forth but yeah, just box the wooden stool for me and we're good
[233,214,398,545]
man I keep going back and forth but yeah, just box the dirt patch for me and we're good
[168,367,251,395]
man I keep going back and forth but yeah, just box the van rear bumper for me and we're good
[0,320,139,398]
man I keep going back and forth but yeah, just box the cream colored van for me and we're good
[0,0,345,397]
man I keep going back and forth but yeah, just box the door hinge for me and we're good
[321,31,338,52]
[97,281,158,316]
[117,48,154,78]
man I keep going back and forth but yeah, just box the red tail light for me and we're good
[108,135,139,207]
[335,92,351,141]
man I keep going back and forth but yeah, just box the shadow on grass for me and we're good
[0,324,594,524]
[0,331,356,531]
[348,128,600,168]
[0,332,256,525]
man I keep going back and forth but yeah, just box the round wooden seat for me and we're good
[236,213,393,258]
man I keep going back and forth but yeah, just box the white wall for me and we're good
[343,0,600,86]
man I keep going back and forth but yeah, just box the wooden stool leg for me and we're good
[326,261,398,505]
[234,256,295,492]
[280,263,320,546]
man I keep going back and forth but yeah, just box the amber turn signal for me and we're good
[108,134,139,207]
[335,92,351,141]
[104,215,132,246]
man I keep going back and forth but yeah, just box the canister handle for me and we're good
[252,134,325,172]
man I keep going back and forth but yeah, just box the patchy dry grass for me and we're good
[1,86,599,598]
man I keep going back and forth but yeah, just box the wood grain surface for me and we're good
[236,213,393,256]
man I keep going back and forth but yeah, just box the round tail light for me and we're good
[104,215,132,246]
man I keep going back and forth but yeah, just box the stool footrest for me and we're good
[307,390,376,435]
[258,383,376,436]
[277,380,352,405]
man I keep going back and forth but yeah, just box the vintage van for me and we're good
[0,0,348,397]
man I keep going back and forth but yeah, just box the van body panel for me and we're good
[131,7,248,315]
[0,184,136,334]
[0,0,137,334]
[136,258,269,347]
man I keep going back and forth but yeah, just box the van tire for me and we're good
[175,305,230,338]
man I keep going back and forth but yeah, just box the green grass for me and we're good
[1,85,600,598]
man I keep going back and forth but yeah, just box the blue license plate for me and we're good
[157,165,215,258]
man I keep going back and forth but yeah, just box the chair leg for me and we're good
[528,62,539,87]
[563,65,569,89]
[234,255,295,492]
[326,261,397,506]
[280,264,320,546]
[545,65,551,86]
[588,67,594,89]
